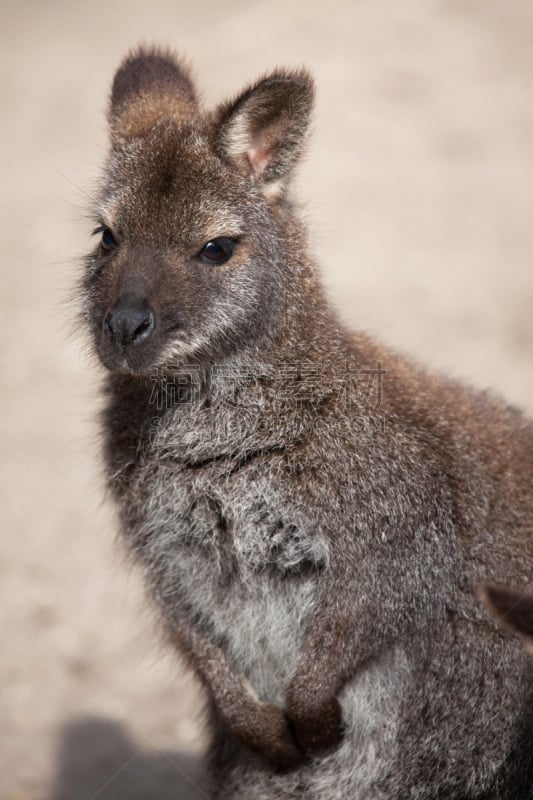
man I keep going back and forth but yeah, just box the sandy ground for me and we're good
[1,1,533,798]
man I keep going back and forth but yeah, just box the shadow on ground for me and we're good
[48,717,209,800]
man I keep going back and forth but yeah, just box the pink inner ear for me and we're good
[246,139,273,177]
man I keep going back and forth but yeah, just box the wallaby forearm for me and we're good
[169,617,301,765]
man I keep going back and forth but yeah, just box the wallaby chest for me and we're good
[108,392,328,701]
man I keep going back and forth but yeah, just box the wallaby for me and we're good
[82,47,533,798]
[480,584,533,656]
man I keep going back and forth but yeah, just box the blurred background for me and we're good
[2,1,533,798]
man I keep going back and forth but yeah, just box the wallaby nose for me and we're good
[105,297,155,348]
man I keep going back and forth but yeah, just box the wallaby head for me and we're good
[83,47,314,374]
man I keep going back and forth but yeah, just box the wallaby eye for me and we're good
[101,227,118,251]
[197,237,236,265]
[93,225,118,252]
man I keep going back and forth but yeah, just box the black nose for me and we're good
[104,298,155,348]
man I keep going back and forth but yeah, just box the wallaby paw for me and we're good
[286,695,344,756]
[244,702,304,769]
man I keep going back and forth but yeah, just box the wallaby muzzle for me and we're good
[104,294,155,349]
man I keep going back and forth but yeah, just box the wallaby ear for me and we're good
[109,47,198,147]
[479,583,533,654]
[213,69,314,195]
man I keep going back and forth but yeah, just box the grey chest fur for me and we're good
[120,411,329,703]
